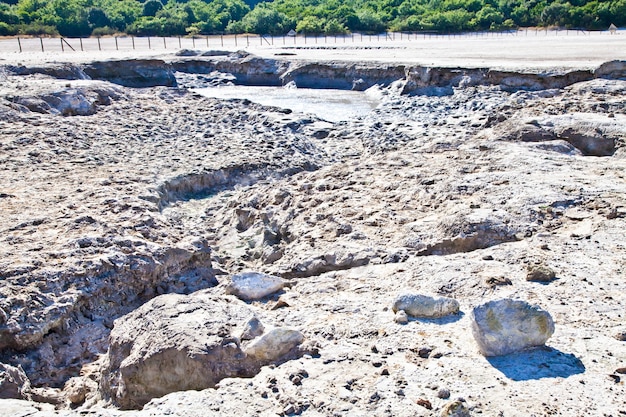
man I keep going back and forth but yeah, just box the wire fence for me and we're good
[0,28,613,54]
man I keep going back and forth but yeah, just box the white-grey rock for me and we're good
[392,294,460,318]
[238,316,265,341]
[394,310,409,324]
[226,271,287,301]
[244,327,304,362]
[471,299,555,357]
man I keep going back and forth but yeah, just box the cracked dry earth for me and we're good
[0,59,626,417]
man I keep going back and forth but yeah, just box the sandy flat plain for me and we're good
[0,30,625,71]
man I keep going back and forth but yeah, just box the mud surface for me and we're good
[0,47,625,416]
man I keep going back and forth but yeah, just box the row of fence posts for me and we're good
[13,28,594,53]
[15,35,232,53]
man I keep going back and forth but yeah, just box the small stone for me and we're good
[526,265,556,282]
[441,399,471,417]
[471,298,555,357]
[416,398,433,409]
[417,347,433,359]
[615,367,626,374]
[394,310,409,324]
[438,388,451,399]
[614,331,626,341]
[271,297,290,310]
[336,223,353,236]
[392,293,460,318]
[239,316,265,341]
[482,255,494,260]
[485,276,512,287]
[226,271,286,301]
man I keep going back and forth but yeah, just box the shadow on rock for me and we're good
[410,311,465,325]
[486,346,585,381]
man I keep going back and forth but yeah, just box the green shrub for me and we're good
[91,26,118,36]
[17,23,59,36]
[0,22,18,36]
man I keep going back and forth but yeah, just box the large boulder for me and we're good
[99,290,304,410]
[392,293,460,318]
[471,299,555,357]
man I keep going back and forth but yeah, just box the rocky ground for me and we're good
[0,49,625,417]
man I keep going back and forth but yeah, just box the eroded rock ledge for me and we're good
[4,54,625,93]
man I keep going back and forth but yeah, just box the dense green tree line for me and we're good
[0,0,624,37]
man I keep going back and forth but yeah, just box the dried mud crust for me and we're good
[0,62,625,416]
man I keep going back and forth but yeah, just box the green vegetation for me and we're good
[0,0,623,37]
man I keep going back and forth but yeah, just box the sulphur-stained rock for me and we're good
[63,377,98,406]
[225,271,287,301]
[392,294,460,318]
[526,265,556,282]
[0,363,30,400]
[441,399,471,417]
[471,299,555,357]
[243,327,304,362]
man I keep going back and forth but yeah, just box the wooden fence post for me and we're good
[61,38,75,51]
[132,36,135,49]
[115,36,118,50]
[40,37,44,52]
[163,37,166,49]
[17,37,22,53]
[148,36,151,49]
[80,37,83,51]
[98,37,101,51]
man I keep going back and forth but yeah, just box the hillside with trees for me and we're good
[0,0,624,37]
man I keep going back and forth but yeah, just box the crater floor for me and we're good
[0,46,625,416]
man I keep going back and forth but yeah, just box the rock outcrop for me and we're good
[99,291,304,409]
[0,363,30,400]
[82,59,177,87]
[497,112,624,156]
